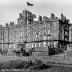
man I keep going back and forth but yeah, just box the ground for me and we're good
[0,53,72,63]
[0,53,72,72]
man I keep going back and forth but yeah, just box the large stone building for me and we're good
[0,9,70,56]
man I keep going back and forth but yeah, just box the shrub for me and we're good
[0,59,52,70]
[1,59,35,69]
[34,59,43,65]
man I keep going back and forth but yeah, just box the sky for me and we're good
[0,0,72,26]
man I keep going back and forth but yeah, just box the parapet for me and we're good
[60,13,70,24]
[1,9,71,28]
[38,15,42,23]
[51,13,55,20]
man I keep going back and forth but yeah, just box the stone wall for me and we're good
[0,10,70,56]
[69,24,72,42]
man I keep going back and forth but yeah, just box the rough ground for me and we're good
[0,54,72,72]
[0,59,72,72]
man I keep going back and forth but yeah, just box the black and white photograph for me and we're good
[0,0,72,72]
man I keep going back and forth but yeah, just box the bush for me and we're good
[0,59,52,70]
[1,59,22,69]
[29,64,52,70]
[34,59,43,65]
[2,61,11,69]
[1,59,35,69]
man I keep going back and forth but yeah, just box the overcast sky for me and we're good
[0,0,72,26]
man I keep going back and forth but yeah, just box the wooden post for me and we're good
[7,27,10,55]
[2,30,5,55]
[64,51,65,59]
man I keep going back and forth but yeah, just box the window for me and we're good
[33,32,35,36]
[43,35,46,40]
[14,44,15,48]
[20,38,23,42]
[54,42,56,47]
[69,37,71,41]
[2,40,3,43]
[30,43,31,48]
[43,42,46,47]
[1,30,3,34]
[65,31,68,36]
[32,44,34,48]
[35,37,37,41]
[48,29,50,34]
[26,43,29,48]
[21,33,22,37]
[54,42,58,48]
[2,35,3,39]
[2,44,3,49]
[39,43,41,47]
[10,35,11,39]
[35,43,36,48]
[39,31,40,35]
[69,31,71,36]
[48,36,49,40]
[27,33,30,37]
[48,23,50,28]
[36,35,37,37]
[48,42,50,46]
[44,24,46,28]
[53,34,56,39]
[9,45,11,48]
[49,42,54,48]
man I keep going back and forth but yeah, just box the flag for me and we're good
[26,2,34,6]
